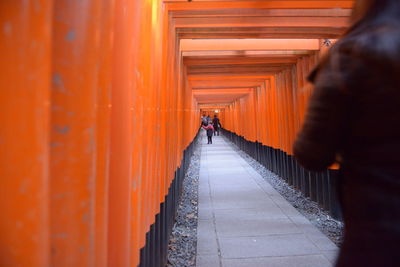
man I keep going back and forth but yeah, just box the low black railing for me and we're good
[221,128,342,221]
[139,130,201,267]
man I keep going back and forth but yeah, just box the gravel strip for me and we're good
[223,136,344,246]
[167,139,201,267]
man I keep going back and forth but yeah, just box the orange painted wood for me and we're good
[172,8,352,18]
[166,1,354,11]
[184,56,298,66]
[50,1,105,265]
[107,0,136,265]
[181,39,320,51]
[0,1,52,266]
[94,1,115,266]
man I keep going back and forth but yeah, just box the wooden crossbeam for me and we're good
[172,8,352,18]
[189,75,273,80]
[184,56,298,66]
[174,16,349,28]
[193,88,253,94]
[188,65,291,74]
[180,39,320,51]
[190,79,267,88]
[166,1,354,11]
[182,50,313,57]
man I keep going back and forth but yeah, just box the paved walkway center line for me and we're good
[196,133,338,267]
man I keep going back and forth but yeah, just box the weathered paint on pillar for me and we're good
[0,1,52,266]
[50,1,103,265]
[94,1,116,266]
[107,0,136,265]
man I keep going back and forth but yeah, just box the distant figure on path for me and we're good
[206,115,211,124]
[201,114,208,126]
[212,115,222,136]
[202,121,214,144]
[294,0,400,266]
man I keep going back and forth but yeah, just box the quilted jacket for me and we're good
[294,23,400,267]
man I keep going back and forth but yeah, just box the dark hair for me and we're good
[348,0,400,36]
[309,0,400,83]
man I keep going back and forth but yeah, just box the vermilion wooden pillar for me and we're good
[108,0,136,265]
[50,1,103,265]
[0,1,52,266]
[131,4,142,264]
[95,1,115,266]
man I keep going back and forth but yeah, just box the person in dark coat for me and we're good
[212,115,222,136]
[201,114,208,126]
[206,115,211,124]
[293,0,400,266]
[202,121,214,144]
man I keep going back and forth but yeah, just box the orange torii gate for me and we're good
[0,1,352,266]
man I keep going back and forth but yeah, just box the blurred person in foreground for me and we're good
[293,0,400,266]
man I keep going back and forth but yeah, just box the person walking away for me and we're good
[206,115,211,124]
[212,115,222,136]
[201,114,208,126]
[202,121,214,144]
[293,1,400,266]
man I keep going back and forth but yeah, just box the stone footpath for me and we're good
[196,134,338,267]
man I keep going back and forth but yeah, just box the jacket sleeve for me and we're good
[293,50,353,171]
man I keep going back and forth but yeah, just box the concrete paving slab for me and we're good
[269,195,304,218]
[197,219,219,256]
[289,216,338,251]
[207,166,248,171]
[208,175,253,183]
[198,196,212,207]
[197,255,221,267]
[211,196,272,210]
[211,194,270,208]
[210,187,269,198]
[213,207,287,221]
[206,169,250,176]
[198,206,214,220]
[204,162,242,168]
[208,175,254,185]
[222,254,333,267]
[323,250,339,264]
[198,185,210,195]
[215,217,302,237]
[205,157,236,161]
[219,234,321,259]
[210,184,266,195]
[206,152,237,156]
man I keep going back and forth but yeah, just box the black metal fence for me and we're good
[139,130,201,267]
[221,128,342,221]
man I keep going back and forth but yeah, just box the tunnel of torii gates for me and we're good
[0,0,354,266]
